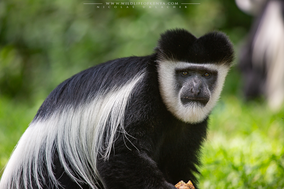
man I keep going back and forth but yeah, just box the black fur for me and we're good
[34,57,147,121]
[36,54,207,188]
[4,29,233,189]
[96,58,208,188]
[156,29,234,65]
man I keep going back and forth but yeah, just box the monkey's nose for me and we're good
[190,86,201,96]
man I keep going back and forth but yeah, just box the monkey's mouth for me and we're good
[181,97,209,106]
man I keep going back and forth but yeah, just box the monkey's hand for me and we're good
[175,180,195,189]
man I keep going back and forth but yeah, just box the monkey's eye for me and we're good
[203,72,210,77]
[182,71,188,76]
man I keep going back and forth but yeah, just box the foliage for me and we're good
[0,0,251,100]
[199,96,284,188]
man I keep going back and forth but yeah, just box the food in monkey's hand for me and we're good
[175,180,195,189]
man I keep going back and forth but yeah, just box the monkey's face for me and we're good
[158,61,230,123]
[176,64,217,107]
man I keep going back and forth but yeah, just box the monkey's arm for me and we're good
[97,150,176,189]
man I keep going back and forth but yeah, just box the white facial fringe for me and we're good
[157,61,229,123]
[252,0,284,111]
[0,71,145,189]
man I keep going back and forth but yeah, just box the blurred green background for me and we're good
[0,0,283,188]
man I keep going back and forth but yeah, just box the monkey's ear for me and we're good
[155,29,197,61]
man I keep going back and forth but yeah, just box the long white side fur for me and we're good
[0,70,145,189]
[157,61,229,123]
[252,0,284,111]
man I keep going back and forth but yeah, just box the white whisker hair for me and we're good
[157,61,229,123]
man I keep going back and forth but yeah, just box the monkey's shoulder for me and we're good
[34,55,157,120]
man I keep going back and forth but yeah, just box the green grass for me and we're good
[0,95,284,188]
[199,96,284,188]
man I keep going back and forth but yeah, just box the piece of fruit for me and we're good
[175,180,195,189]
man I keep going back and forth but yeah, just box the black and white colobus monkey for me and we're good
[0,29,233,189]
[236,0,284,110]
